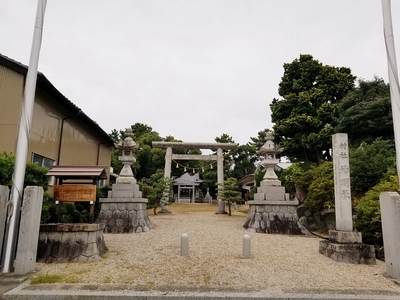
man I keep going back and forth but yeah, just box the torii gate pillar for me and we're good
[154,142,238,214]
[216,148,226,214]
[165,147,172,179]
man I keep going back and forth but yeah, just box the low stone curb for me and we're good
[3,282,400,300]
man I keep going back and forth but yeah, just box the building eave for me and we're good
[0,53,115,147]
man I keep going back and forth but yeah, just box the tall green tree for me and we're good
[270,54,355,163]
[335,77,393,146]
[349,139,395,198]
[249,129,271,149]
[214,134,236,178]
[131,123,153,139]
[217,177,241,216]
[230,144,257,180]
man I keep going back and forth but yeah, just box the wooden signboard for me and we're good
[54,185,96,202]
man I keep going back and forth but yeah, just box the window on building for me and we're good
[32,154,55,169]
[96,179,106,187]
[32,153,55,185]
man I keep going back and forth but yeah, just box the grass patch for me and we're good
[75,268,90,275]
[31,274,63,284]
[65,276,80,283]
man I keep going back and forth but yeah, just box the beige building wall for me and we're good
[0,65,24,153]
[0,60,112,185]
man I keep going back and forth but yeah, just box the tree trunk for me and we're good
[228,201,231,216]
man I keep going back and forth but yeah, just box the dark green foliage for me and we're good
[214,134,235,178]
[25,161,49,191]
[254,168,266,187]
[0,152,48,191]
[217,177,242,216]
[141,169,173,214]
[336,77,393,146]
[249,129,271,149]
[0,152,14,186]
[278,162,309,195]
[354,171,398,247]
[40,186,107,224]
[229,144,258,180]
[201,168,218,198]
[40,193,56,224]
[349,139,395,198]
[270,54,355,163]
[295,162,334,212]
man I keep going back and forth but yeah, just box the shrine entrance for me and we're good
[152,142,238,213]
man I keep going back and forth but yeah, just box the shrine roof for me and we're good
[46,166,108,179]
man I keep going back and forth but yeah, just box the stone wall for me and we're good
[243,202,309,235]
[0,185,9,256]
[14,186,43,274]
[37,223,108,263]
[95,200,152,233]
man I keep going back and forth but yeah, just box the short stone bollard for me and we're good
[243,234,251,258]
[181,233,189,256]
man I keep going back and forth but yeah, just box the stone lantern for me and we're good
[258,132,282,186]
[95,128,152,233]
[115,128,139,184]
[243,132,306,235]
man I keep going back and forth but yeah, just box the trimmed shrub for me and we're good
[354,170,398,247]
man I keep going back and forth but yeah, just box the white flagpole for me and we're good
[1,0,47,273]
[382,0,400,187]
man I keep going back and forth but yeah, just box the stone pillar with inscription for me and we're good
[319,133,375,264]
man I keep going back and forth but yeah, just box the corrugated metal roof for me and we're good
[174,172,203,185]
[47,166,108,179]
[0,53,115,147]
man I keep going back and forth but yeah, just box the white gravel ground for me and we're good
[34,204,400,295]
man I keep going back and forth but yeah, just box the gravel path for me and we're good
[34,204,400,295]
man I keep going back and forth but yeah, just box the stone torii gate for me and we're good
[152,142,238,214]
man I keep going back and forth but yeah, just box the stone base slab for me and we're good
[329,230,362,243]
[319,240,376,264]
[260,180,282,186]
[100,197,148,203]
[37,223,108,263]
[243,203,309,235]
[95,201,152,233]
[247,200,299,205]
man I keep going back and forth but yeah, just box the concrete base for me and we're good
[319,240,376,264]
[37,223,108,263]
[320,230,376,264]
[158,204,171,214]
[96,200,152,233]
[216,200,227,214]
[243,203,309,235]
[329,230,362,243]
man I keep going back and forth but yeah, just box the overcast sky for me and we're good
[1,1,399,145]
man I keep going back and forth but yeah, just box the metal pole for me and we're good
[382,0,400,187]
[1,0,47,273]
